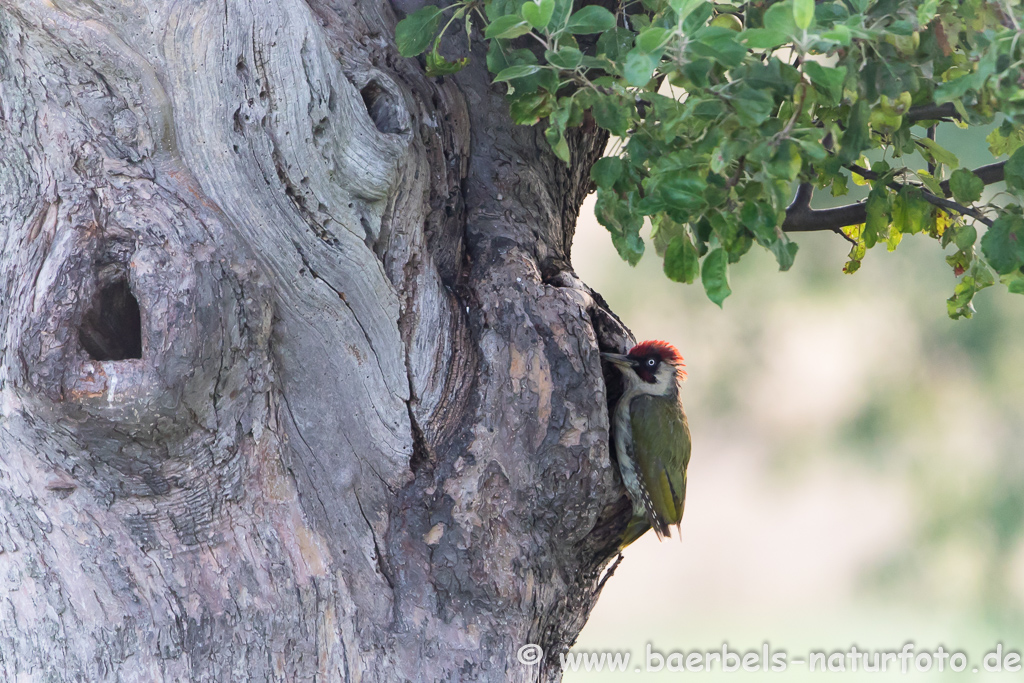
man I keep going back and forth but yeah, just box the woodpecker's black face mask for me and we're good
[630,353,661,384]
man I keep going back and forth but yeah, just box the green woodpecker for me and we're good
[602,340,691,541]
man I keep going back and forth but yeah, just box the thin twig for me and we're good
[725,156,746,189]
[847,162,995,226]
[927,125,936,176]
[781,160,1006,237]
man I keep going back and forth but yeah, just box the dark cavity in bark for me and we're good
[78,276,143,361]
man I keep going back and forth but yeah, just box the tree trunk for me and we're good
[0,0,634,680]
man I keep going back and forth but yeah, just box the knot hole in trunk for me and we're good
[359,78,407,135]
[79,275,143,361]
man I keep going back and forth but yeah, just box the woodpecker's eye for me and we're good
[647,358,657,367]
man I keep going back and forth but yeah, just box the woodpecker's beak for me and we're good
[600,352,637,368]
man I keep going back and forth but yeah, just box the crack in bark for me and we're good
[354,491,396,598]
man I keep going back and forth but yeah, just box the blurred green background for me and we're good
[565,124,1024,680]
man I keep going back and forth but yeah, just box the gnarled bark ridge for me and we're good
[0,0,634,679]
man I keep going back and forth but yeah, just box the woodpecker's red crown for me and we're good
[628,340,685,365]
[627,340,687,380]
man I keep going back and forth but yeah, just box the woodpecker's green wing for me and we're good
[629,394,691,537]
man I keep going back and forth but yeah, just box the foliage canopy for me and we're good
[397,0,1024,318]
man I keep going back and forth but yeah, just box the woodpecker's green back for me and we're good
[629,392,691,537]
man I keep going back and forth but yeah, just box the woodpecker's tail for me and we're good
[636,481,672,539]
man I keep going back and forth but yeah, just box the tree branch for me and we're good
[906,102,961,122]
[781,160,1007,238]
[782,183,861,244]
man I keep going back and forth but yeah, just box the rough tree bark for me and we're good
[0,0,636,680]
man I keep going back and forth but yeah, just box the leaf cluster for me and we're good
[397,0,1024,317]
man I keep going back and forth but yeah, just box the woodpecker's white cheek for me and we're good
[649,368,676,395]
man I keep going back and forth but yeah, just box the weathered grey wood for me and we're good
[0,0,635,680]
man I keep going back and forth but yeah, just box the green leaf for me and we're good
[522,0,555,29]
[727,231,753,263]
[611,231,645,264]
[508,92,554,124]
[709,208,739,246]
[769,238,799,271]
[690,27,747,69]
[916,0,939,25]
[547,129,570,162]
[838,100,870,165]
[486,0,521,20]
[987,124,1024,157]
[946,278,977,319]
[737,201,765,236]
[891,186,930,235]
[804,62,846,104]
[935,74,973,104]
[486,42,535,75]
[635,27,668,53]
[596,189,645,265]
[669,0,705,22]
[947,263,995,319]
[650,214,681,255]
[494,64,542,82]
[485,15,533,39]
[590,94,630,136]
[955,225,977,251]
[595,27,636,61]
[701,247,731,306]
[793,0,814,30]
[1006,147,1024,195]
[768,140,802,181]
[822,24,851,46]
[545,47,583,69]
[946,248,972,276]
[652,172,706,215]
[863,186,888,249]
[623,49,658,86]
[565,5,616,34]
[843,232,865,273]
[915,138,960,168]
[681,1,714,31]
[396,6,442,57]
[548,0,573,29]
[831,173,849,197]
[664,234,700,284]
[738,28,789,49]
[981,213,1024,274]
[1002,270,1024,295]
[591,157,623,188]
[741,201,796,270]
[949,169,985,205]
[731,87,775,126]
[763,1,798,36]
